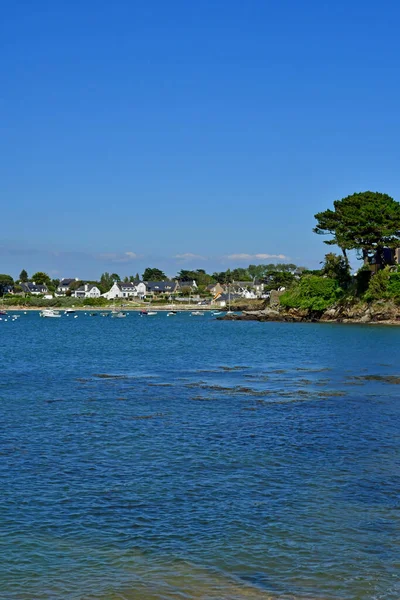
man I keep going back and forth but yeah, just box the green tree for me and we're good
[388,272,400,298]
[321,253,352,289]
[49,278,60,293]
[69,280,83,292]
[280,275,340,311]
[263,271,295,291]
[100,272,114,292]
[19,269,28,282]
[194,269,215,286]
[111,273,120,281]
[212,269,232,284]
[365,267,390,301]
[31,272,51,285]
[230,267,251,281]
[248,264,266,279]
[314,191,400,263]
[0,274,14,296]
[142,268,166,281]
[176,269,196,281]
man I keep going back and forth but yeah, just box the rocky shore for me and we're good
[222,299,400,325]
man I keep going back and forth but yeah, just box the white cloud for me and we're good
[97,252,140,263]
[226,253,288,261]
[174,253,206,261]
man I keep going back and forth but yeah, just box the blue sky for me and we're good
[2,0,400,279]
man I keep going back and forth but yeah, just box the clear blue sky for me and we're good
[2,0,400,279]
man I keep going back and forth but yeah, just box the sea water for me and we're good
[1,312,399,599]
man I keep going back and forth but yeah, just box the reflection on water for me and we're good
[1,313,400,599]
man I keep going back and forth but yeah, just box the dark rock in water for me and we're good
[93,373,128,379]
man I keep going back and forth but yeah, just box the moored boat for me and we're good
[40,309,61,318]
[111,310,126,318]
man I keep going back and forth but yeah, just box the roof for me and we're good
[177,280,196,288]
[206,283,223,290]
[145,280,177,292]
[116,282,137,290]
[21,282,48,292]
[58,279,76,287]
[217,293,241,301]
[75,284,99,292]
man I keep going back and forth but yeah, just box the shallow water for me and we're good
[1,312,400,599]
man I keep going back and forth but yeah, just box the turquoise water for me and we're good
[1,311,400,599]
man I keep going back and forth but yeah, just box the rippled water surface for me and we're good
[1,311,400,599]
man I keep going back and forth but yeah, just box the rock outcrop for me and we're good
[221,299,400,325]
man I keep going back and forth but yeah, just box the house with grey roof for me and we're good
[56,278,79,296]
[145,281,178,295]
[206,282,226,296]
[21,282,49,295]
[73,284,101,299]
[176,280,198,291]
[214,292,241,307]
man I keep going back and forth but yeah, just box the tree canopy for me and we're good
[280,275,340,311]
[31,272,51,285]
[0,274,14,296]
[321,253,351,289]
[314,191,400,262]
[142,268,166,281]
[19,269,28,282]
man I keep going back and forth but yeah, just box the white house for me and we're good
[135,282,147,297]
[73,284,101,299]
[56,278,79,296]
[104,281,140,300]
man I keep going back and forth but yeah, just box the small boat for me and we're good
[89,312,98,316]
[147,311,158,316]
[191,311,204,316]
[139,310,148,316]
[100,312,109,317]
[212,311,224,316]
[64,309,75,314]
[167,311,177,316]
[0,310,7,316]
[111,310,126,318]
[40,309,61,318]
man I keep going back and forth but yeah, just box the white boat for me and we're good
[147,311,158,316]
[212,311,224,316]
[111,310,126,318]
[40,309,61,318]
[191,311,204,316]
[64,308,76,314]
[167,311,177,316]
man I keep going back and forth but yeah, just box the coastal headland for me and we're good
[220,299,400,325]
